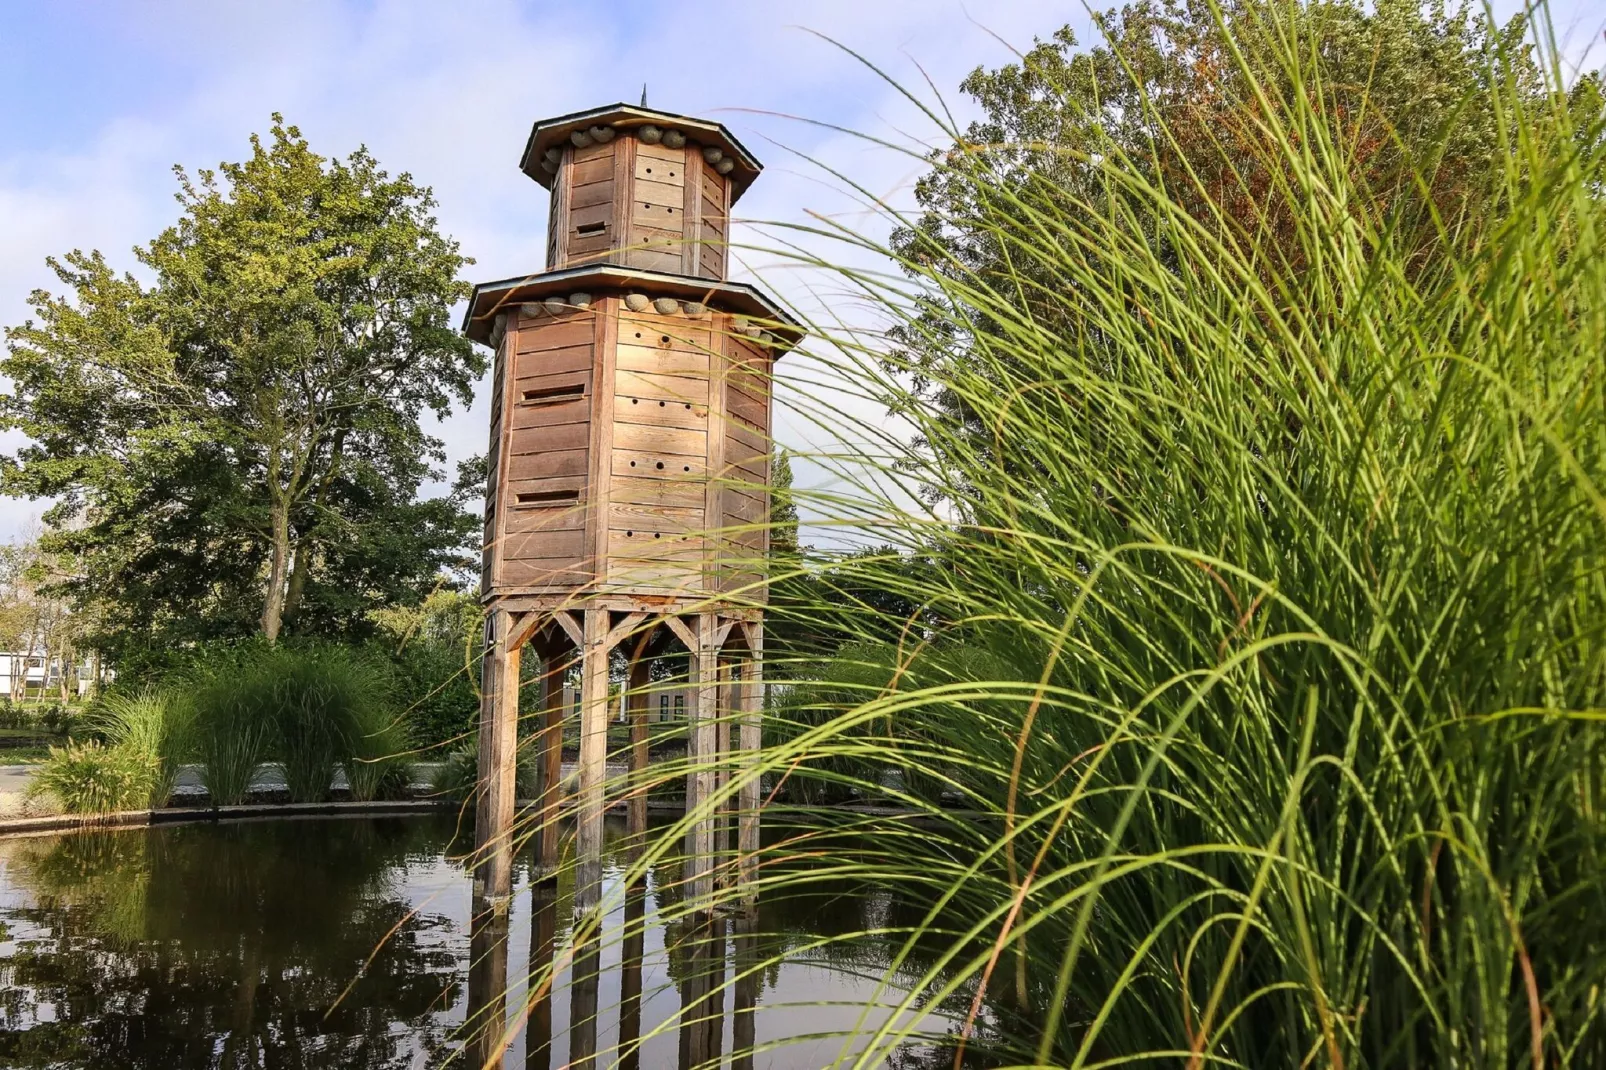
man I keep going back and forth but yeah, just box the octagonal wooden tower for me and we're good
[464,103,794,915]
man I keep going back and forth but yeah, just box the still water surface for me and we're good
[0,813,951,1069]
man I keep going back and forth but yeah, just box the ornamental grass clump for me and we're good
[597,4,1606,1067]
[90,688,193,807]
[187,642,403,805]
[27,741,160,815]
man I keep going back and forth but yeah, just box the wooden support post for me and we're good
[626,648,651,838]
[568,931,600,1070]
[465,900,510,1069]
[732,915,759,1070]
[713,657,732,892]
[738,624,763,904]
[618,841,647,1070]
[575,607,610,911]
[685,613,719,908]
[526,883,557,1070]
[474,608,520,908]
[533,641,566,880]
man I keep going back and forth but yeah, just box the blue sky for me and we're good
[1,0,1601,542]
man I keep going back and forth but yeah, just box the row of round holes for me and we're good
[634,330,672,344]
[628,459,693,472]
[622,531,694,540]
[642,202,675,213]
[630,397,693,410]
[642,166,677,179]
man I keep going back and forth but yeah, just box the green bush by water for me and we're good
[27,741,160,814]
[185,642,407,804]
[90,689,193,807]
[28,688,192,812]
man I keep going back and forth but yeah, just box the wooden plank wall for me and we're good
[697,157,729,281]
[565,140,617,266]
[496,306,598,588]
[605,310,714,593]
[626,140,685,274]
[482,327,508,594]
[720,334,772,594]
[550,133,732,279]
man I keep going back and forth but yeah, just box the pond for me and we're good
[0,813,961,1069]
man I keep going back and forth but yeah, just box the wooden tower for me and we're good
[461,103,794,913]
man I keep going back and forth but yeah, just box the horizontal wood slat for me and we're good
[570,178,614,210]
[613,421,707,457]
[604,561,705,593]
[631,200,681,229]
[636,141,685,165]
[608,529,705,561]
[505,528,589,560]
[618,316,712,351]
[608,502,706,534]
[571,157,612,185]
[516,319,595,351]
[506,419,588,452]
[610,476,706,510]
[613,450,707,479]
[501,559,594,587]
[513,342,592,377]
[509,396,590,432]
[624,247,682,274]
[615,369,709,404]
[569,201,612,229]
[508,448,589,481]
[613,393,707,429]
[616,342,709,377]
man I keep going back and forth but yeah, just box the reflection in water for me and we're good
[0,814,967,1069]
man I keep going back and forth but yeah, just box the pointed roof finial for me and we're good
[640,84,648,108]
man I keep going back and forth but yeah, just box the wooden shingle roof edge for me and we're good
[461,263,803,353]
[519,103,764,203]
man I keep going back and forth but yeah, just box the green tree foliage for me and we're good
[890,0,1605,487]
[1,116,484,655]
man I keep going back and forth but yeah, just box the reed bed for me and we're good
[481,4,1606,1066]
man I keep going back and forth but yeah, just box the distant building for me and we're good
[0,652,90,699]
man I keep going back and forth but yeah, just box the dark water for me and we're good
[0,813,954,1069]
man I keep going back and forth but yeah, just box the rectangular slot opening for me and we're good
[515,489,580,507]
[521,382,585,404]
[576,221,608,235]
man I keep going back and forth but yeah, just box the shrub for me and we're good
[89,688,193,807]
[27,741,159,814]
[185,642,401,804]
[345,701,414,802]
[383,636,479,751]
[428,736,538,802]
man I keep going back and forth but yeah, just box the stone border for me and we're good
[0,799,455,839]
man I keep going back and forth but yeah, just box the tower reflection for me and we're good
[460,848,759,1068]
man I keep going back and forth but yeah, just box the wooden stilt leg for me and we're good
[713,657,732,892]
[738,625,763,905]
[474,608,520,909]
[533,642,565,880]
[575,608,609,911]
[627,650,650,838]
[465,899,511,1069]
[685,613,718,908]
[527,883,557,1070]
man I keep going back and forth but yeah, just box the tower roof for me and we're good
[519,103,763,203]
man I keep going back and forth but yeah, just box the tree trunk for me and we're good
[280,430,345,633]
[281,537,312,632]
[260,492,292,643]
[58,640,72,703]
